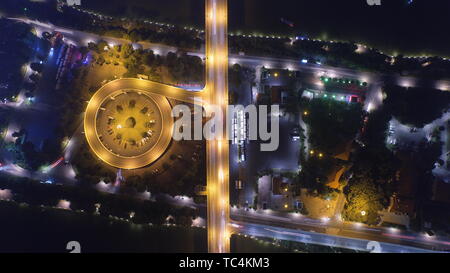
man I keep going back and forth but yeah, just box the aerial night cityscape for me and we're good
[1,0,450,267]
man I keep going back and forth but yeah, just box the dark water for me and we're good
[228,0,450,56]
[86,0,450,56]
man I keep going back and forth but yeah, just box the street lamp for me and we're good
[361,210,366,216]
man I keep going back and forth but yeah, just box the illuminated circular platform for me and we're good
[84,88,173,169]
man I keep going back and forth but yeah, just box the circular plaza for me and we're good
[84,88,174,169]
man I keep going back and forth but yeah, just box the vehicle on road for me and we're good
[291,126,301,141]
[40,179,53,185]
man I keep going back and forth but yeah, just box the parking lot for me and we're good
[231,112,301,207]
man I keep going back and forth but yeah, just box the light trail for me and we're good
[205,0,230,253]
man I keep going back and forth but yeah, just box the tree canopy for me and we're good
[302,98,363,155]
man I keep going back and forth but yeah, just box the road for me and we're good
[231,208,450,252]
[205,0,230,253]
[12,17,450,95]
[84,85,177,169]
[231,221,438,253]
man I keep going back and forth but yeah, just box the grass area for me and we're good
[299,188,337,219]
[302,98,363,156]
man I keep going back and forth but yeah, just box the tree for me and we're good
[303,98,363,155]
[229,64,243,87]
[12,129,25,138]
[96,55,105,65]
[175,215,193,227]
[342,106,399,225]
[343,178,386,225]
[162,163,171,171]
[229,90,239,105]
[128,175,141,187]
[79,46,89,56]
[87,42,99,53]
[298,156,344,187]
[121,43,134,59]
[97,40,109,52]
[129,30,144,42]
[23,82,36,92]
[144,50,155,66]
